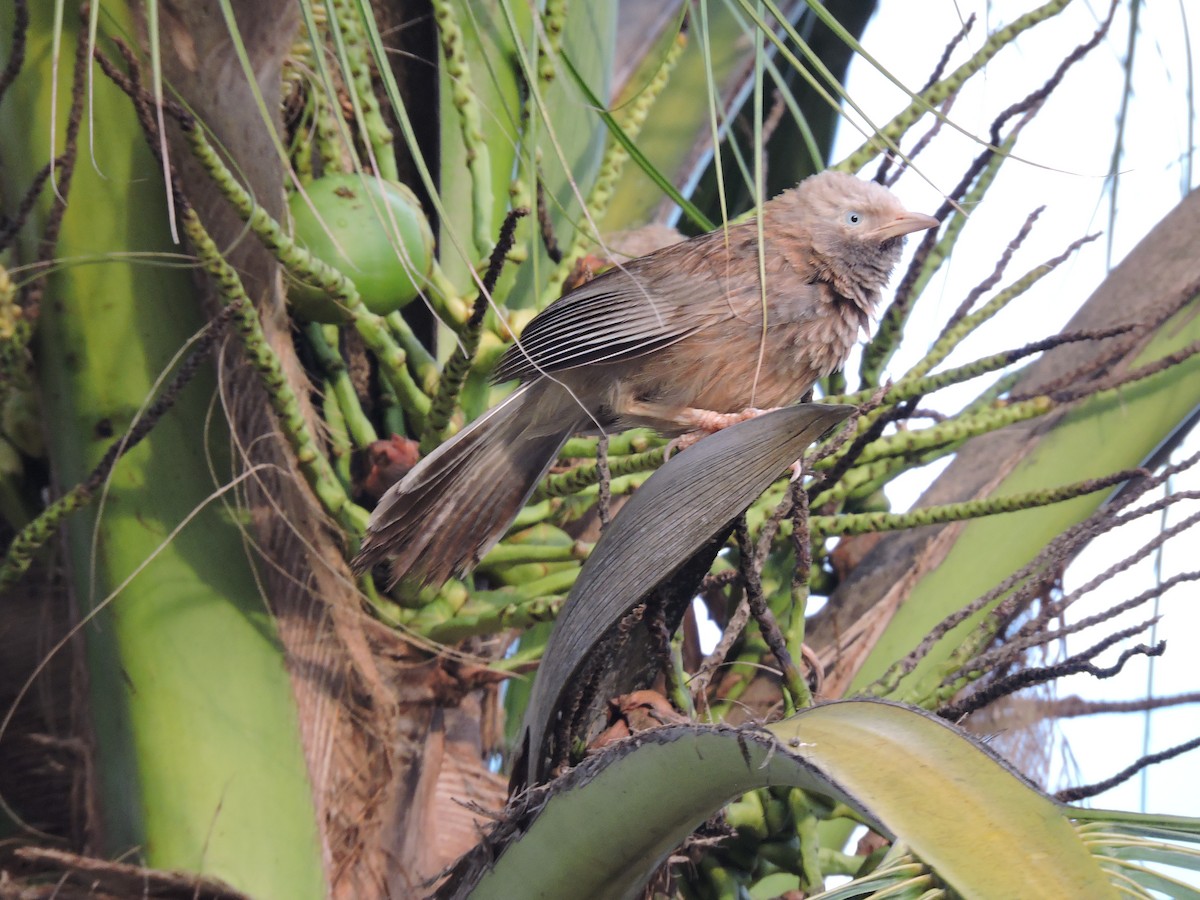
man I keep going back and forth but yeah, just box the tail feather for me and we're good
[353,381,577,588]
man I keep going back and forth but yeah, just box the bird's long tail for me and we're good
[353,380,579,588]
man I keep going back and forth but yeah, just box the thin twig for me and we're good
[736,517,805,705]
[536,177,562,264]
[421,206,528,451]
[939,631,1164,721]
[692,595,751,703]
[0,304,241,588]
[0,155,66,254]
[1057,734,1200,802]
[0,0,29,106]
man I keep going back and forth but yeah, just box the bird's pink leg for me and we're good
[682,407,774,431]
[663,406,781,459]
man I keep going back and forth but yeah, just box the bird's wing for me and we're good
[494,225,807,382]
[493,271,706,382]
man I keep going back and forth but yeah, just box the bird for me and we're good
[353,170,938,589]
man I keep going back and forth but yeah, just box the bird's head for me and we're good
[777,170,939,305]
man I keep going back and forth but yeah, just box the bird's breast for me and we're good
[781,291,867,380]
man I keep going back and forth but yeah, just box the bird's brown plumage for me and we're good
[354,170,938,587]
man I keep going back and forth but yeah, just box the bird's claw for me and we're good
[663,432,702,461]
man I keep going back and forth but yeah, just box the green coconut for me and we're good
[287,174,435,322]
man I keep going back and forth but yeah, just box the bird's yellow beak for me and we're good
[870,211,940,241]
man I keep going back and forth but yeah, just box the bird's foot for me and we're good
[683,406,773,432]
[663,407,782,460]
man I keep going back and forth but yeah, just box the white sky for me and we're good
[829,0,1199,845]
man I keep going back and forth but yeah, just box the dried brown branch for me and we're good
[1056,734,1200,802]
[10,846,248,899]
[967,568,1200,678]
[939,629,1164,721]
[1019,506,1200,639]
[0,0,28,105]
[804,386,892,500]
[536,177,562,264]
[691,594,751,702]
[80,302,241,496]
[0,155,66,255]
[1010,273,1200,403]
[866,449,1200,696]
[1044,691,1200,719]
[735,519,801,700]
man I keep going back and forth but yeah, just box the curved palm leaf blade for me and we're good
[449,700,1116,900]
[766,702,1115,899]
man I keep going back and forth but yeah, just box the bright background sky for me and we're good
[826,0,1199,840]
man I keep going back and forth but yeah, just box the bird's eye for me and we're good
[846,211,862,226]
